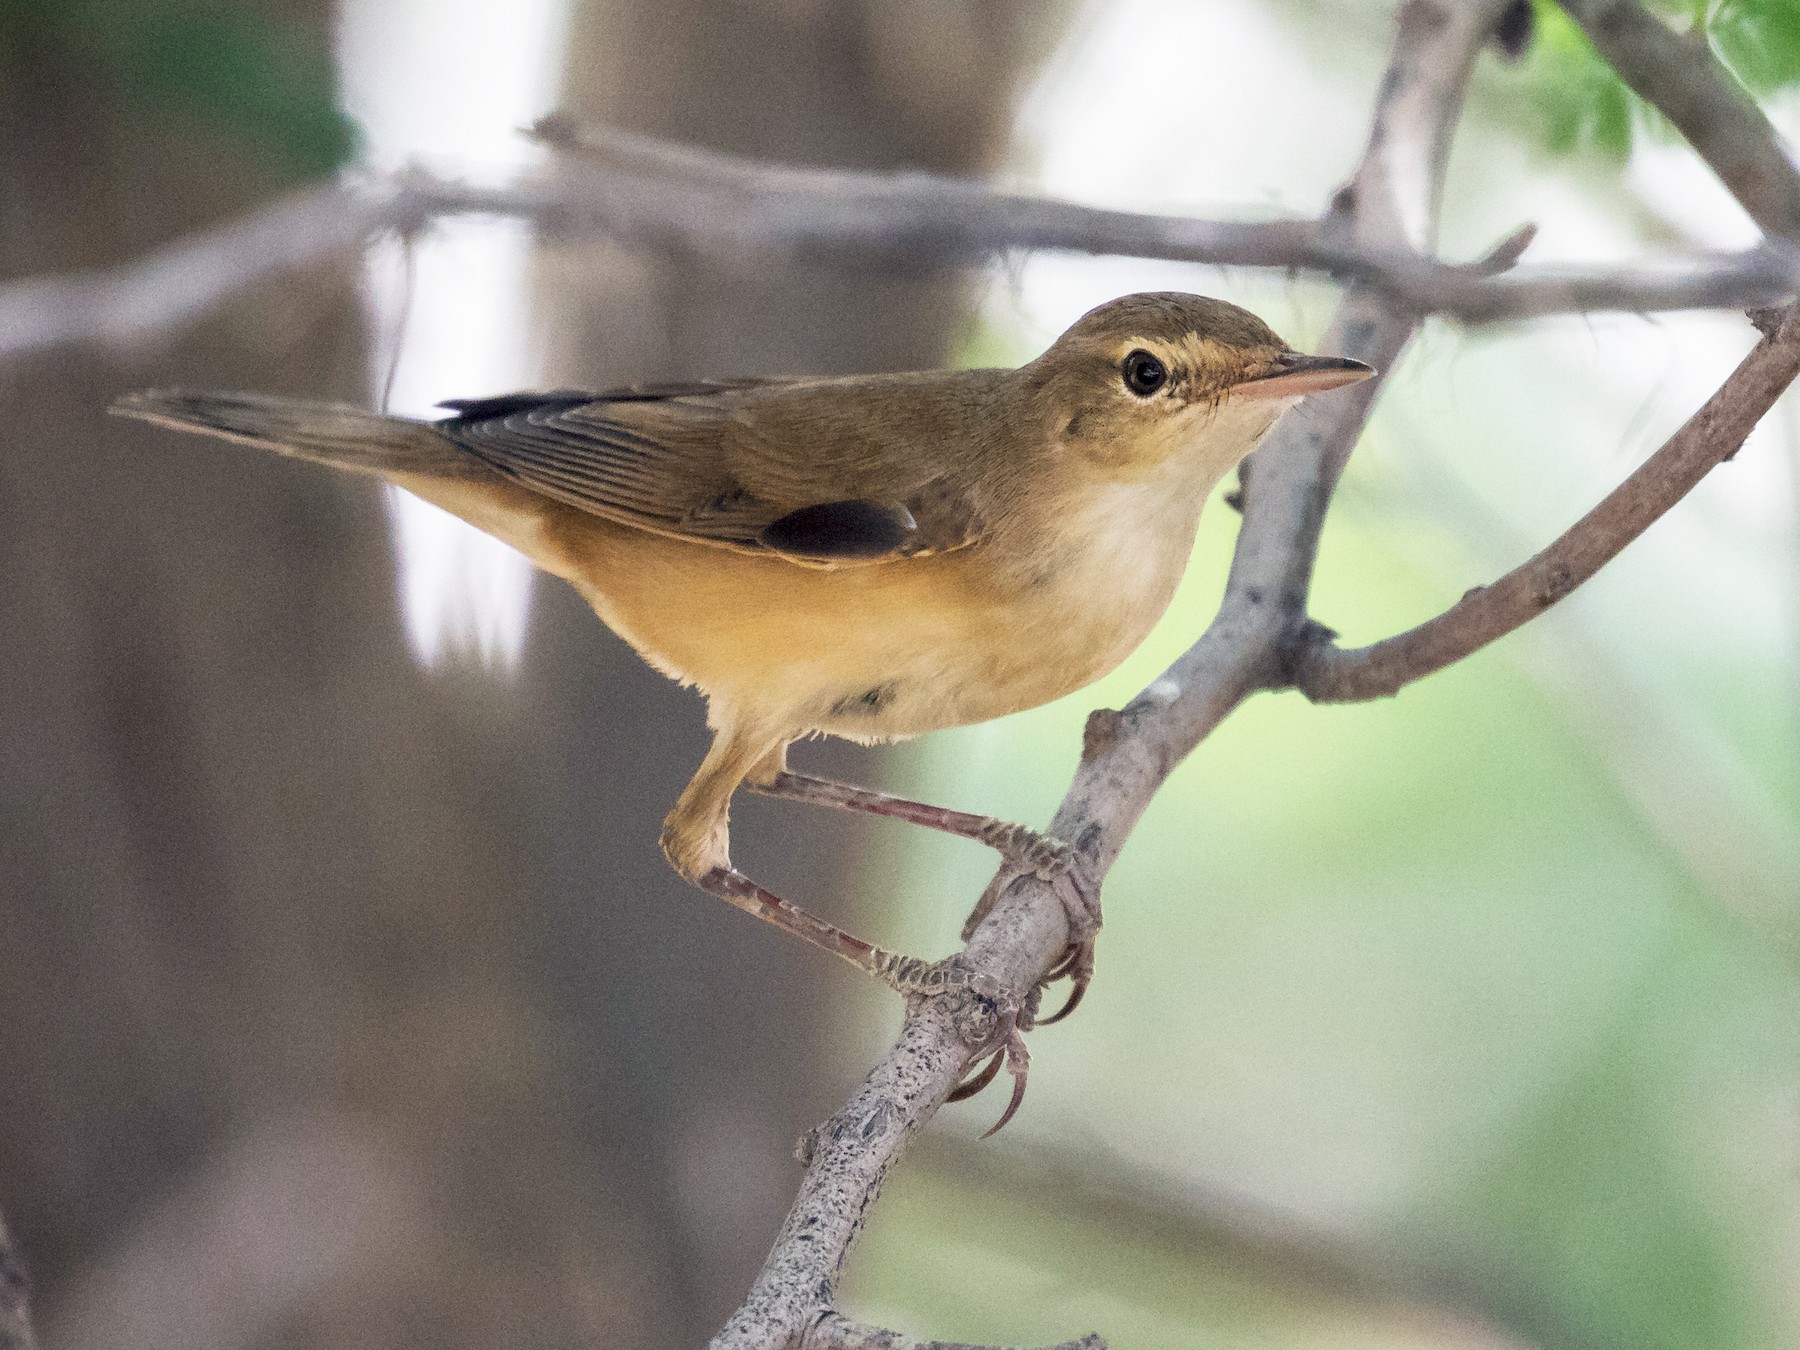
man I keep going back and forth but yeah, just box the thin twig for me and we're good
[1287,0,1800,701]
[708,4,1512,1347]
[531,115,1800,320]
[1365,419,1800,937]
[1290,300,1800,700]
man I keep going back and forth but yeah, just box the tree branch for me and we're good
[529,116,1800,321]
[1289,299,1800,701]
[1289,0,1800,701]
[6,114,1800,368]
[1557,0,1800,242]
[709,4,1514,1347]
[17,4,1785,1347]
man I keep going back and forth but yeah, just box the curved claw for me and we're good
[945,1047,1004,1103]
[1038,934,1096,1025]
[1042,946,1077,983]
[980,1052,1030,1139]
[1036,971,1089,1026]
[976,1021,1031,1138]
[945,984,1037,1136]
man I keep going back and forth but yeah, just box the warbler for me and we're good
[113,292,1370,1022]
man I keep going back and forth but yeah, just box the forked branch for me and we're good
[716,1,1800,1345]
[710,3,1515,1346]
[1289,300,1800,701]
[4,80,1800,365]
[6,1,1788,1347]
[1287,0,1800,700]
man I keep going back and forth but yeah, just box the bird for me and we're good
[114,291,1372,1122]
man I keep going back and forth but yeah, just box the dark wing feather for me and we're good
[759,500,918,560]
[434,382,981,564]
[436,378,774,420]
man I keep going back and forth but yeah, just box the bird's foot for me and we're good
[946,974,1039,1138]
[1040,855,1102,1025]
[870,952,1040,1136]
[961,844,1102,1026]
[972,819,1077,881]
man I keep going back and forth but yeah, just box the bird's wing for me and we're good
[435,381,983,564]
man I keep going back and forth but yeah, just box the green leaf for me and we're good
[1709,1,1800,96]
[1527,1,1643,161]
[1517,0,1800,161]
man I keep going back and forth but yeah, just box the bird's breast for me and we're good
[555,474,1205,740]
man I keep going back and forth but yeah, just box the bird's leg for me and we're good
[960,864,1101,1026]
[664,730,979,994]
[746,761,1102,1020]
[684,850,1039,1136]
[663,730,1047,1131]
[748,766,1075,883]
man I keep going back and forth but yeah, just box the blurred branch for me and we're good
[0,184,376,361]
[8,121,1800,368]
[710,3,1514,1347]
[1289,300,1800,701]
[0,1212,36,1350]
[1556,0,1800,242]
[10,3,1790,1348]
[912,1135,1542,1350]
[527,117,1800,320]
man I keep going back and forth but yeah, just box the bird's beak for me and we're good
[1234,352,1375,399]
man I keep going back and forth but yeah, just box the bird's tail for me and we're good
[110,389,479,481]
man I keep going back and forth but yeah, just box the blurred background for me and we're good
[1,1,1796,1347]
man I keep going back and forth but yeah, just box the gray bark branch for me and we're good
[709,3,1514,1346]
[4,1,1787,1346]
[5,118,1800,367]
[1289,299,1800,702]
[1287,0,1800,705]
[1557,0,1800,242]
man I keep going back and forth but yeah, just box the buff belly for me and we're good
[564,522,1182,741]
[395,463,1199,742]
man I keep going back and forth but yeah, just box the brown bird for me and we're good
[114,292,1371,1118]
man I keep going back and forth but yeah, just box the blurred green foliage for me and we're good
[1525,0,1800,157]
[0,0,353,176]
[862,480,1795,1350]
[831,4,1800,1347]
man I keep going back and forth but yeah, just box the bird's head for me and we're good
[1024,291,1374,479]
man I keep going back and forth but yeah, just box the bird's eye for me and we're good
[1121,349,1167,397]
